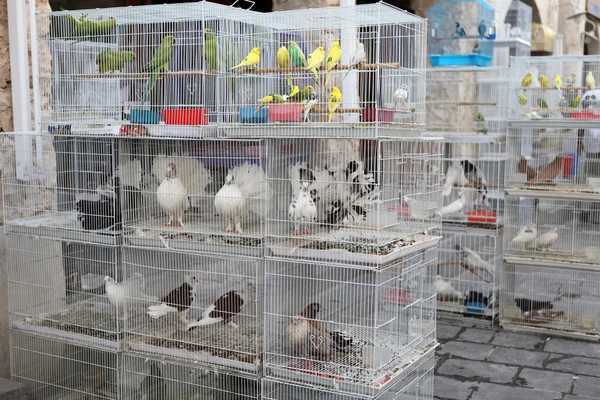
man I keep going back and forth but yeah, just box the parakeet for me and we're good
[140,35,175,104]
[256,94,285,111]
[288,40,307,67]
[60,7,116,38]
[475,112,487,134]
[566,72,576,87]
[522,72,532,91]
[475,112,485,122]
[558,96,568,109]
[478,20,487,38]
[537,98,549,109]
[277,46,294,89]
[328,86,342,122]
[305,46,326,85]
[203,28,218,71]
[586,71,596,90]
[518,94,528,106]
[554,74,562,90]
[570,95,581,109]
[325,41,342,86]
[95,50,135,74]
[289,85,314,103]
[539,74,549,90]
[231,47,260,70]
[455,22,467,37]
[288,85,299,98]
[344,42,366,79]
[303,93,318,122]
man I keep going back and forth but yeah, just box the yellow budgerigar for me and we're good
[325,41,342,86]
[288,85,299,98]
[554,74,562,91]
[518,94,527,106]
[276,46,294,89]
[586,71,596,90]
[521,72,532,91]
[231,47,260,70]
[328,86,342,122]
[539,74,549,89]
[305,46,326,84]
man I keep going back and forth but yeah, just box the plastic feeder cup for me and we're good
[240,107,268,124]
[269,103,302,122]
[362,108,394,122]
[163,109,208,125]
[130,109,160,125]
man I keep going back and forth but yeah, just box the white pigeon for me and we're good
[442,161,469,197]
[439,192,466,216]
[214,162,272,234]
[511,223,537,243]
[104,274,157,320]
[156,162,189,228]
[303,93,318,122]
[456,245,494,281]
[344,42,367,79]
[152,155,212,208]
[186,282,254,330]
[393,87,409,108]
[528,227,559,250]
[435,276,463,300]
[289,181,317,235]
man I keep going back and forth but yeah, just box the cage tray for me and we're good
[270,234,441,265]
[218,124,424,139]
[438,300,496,318]
[146,124,218,138]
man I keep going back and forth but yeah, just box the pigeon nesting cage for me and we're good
[10,332,123,399]
[424,67,510,137]
[34,2,242,138]
[123,353,260,399]
[118,138,269,257]
[217,3,427,139]
[122,246,263,374]
[427,0,496,67]
[6,235,123,350]
[2,134,125,246]
[503,197,600,267]
[266,138,443,264]
[262,353,434,400]
[263,247,437,397]
[500,264,600,336]
[436,230,502,317]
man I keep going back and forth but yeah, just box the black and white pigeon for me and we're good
[187,282,254,330]
[147,275,198,324]
[288,166,317,235]
[442,160,489,209]
[137,362,166,400]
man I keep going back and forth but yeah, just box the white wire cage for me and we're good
[424,67,510,137]
[263,248,437,396]
[119,137,269,257]
[123,353,260,399]
[2,134,125,246]
[35,2,245,138]
[6,235,123,351]
[505,127,600,195]
[122,246,263,374]
[217,3,427,138]
[262,353,434,400]
[11,332,122,400]
[509,55,600,123]
[266,138,443,265]
[500,264,600,336]
[435,229,501,317]
[503,196,600,265]
[439,139,505,229]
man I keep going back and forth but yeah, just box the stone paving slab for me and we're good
[516,368,575,393]
[470,383,562,400]
[437,358,519,384]
[491,331,548,350]
[456,328,496,344]
[437,341,495,361]
[572,376,600,398]
[487,347,549,368]
[545,355,600,377]
[434,376,477,400]
[544,338,600,359]
[438,324,463,341]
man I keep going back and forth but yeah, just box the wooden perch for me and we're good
[233,63,402,74]
[523,86,590,91]
[69,71,218,79]
[424,101,497,106]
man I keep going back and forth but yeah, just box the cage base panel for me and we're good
[422,131,506,143]
[503,254,600,271]
[218,124,426,139]
[13,378,124,400]
[500,321,600,342]
[437,300,497,319]
[505,187,600,201]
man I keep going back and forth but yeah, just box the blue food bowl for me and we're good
[429,54,492,67]
[240,107,268,124]
[466,302,486,314]
[130,109,160,125]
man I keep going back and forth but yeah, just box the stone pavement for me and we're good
[434,319,600,400]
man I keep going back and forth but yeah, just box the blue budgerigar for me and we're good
[478,20,487,38]
[456,22,467,37]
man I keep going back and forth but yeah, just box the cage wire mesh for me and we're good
[6,235,124,350]
[500,264,600,335]
[119,137,269,257]
[435,230,501,317]
[503,197,600,265]
[266,138,442,264]
[263,248,437,396]
[424,67,509,136]
[122,246,262,374]
[506,127,600,194]
[123,353,259,399]
[262,352,434,400]
[2,134,124,246]
[10,332,122,400]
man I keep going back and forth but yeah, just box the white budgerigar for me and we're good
[439,192,466,216]
[393,87,408,108]
[511,223,537,243]
[303,93,318,122]
[214,162,272,234]
[152,155,212,208]
[435,276,463,300]
[156,162,189,228]
[104,274,158,320]
[289,181,317,235]
[456,245,494,281]
[442,161,469,196]
[528,227,559,250]
[343,42,366,79]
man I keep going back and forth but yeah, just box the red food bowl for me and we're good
[362,108,394,122]
[467,211,497,224]
[268,103,302,122]
[388,205,410,217]
[163,109,209,125]
[570,112,600,120]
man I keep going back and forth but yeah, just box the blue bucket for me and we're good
[130,109,160,125]
[240,107,268,124]
[466,302,486,314]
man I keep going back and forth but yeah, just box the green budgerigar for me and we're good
[96,50,136,74]
[140,35,176,104]
[288,41,307,67]
[289,85,314,103]
[203,29,218,71]
[475,112,487,134]
[60,7,116,38]
[537,98,549,109]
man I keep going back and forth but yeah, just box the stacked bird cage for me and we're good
[501,55,600,337]
[424,67,508,321]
